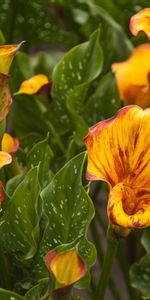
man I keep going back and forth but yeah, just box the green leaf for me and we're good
[130,255,150,297]
[1,167,40,261]
[27,136,53,188]
[33,152,96,280]
[11,95,48,137]
[88,3,133,59]
[0,289,24,300]
[141,227,150,254]
[25,278,48,300]
[48,29,103,137]
[83,72,120,125]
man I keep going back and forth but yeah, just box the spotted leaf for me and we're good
[0,166,40,261]
[33,152,96,279]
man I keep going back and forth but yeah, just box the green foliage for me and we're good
[0,289,24,300]
[33,152,96,280]
[130,228,150,297]
[1,167,40,261]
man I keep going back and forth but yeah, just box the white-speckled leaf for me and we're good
[0,289,24,300]
[33,152,96,278]
[27,136,53,188]
[48,29,103,136]
[0,167,40,261]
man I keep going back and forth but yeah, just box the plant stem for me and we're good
[45,120,66,155]
[91,219,121,300]
[96,225,119,300]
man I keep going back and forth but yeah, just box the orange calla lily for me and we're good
[1,133,19,153]
[0,73,12,121]
[15,74,51,96]
[112,44,150,108]
[0,43,21,74]
[84,105,150,229]
[45,248,86,288]
[130,8,150,40]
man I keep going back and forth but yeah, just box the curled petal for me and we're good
[45,248,86,287]
[108,183,150,228]
[1,133,19,153]
[130,8,150,40]
[85,105,150,228]
[0,73,12,121]
[0,151,12,168]
[15,74,50,96]
[0,43,22,74]
[112,44,150,108]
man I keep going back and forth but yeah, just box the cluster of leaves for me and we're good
[0,0,150,299]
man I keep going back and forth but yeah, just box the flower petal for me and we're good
[112,44,150,108]
[0,151,12,168]
[130,8,150,40]
[0,43,21,74]
[108,183,150,228]
[15,74,50,95]
[84,106,150,188]
[0,73,12,121]
[1,133,19,153]
[45,248,86,287]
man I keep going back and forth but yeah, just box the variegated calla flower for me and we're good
[0,43,21,120]
[112,44,150,108]
[84,105,150,229]
[45,248,86,288]
[15,74,51,96]
[130,8,150,40]
[1,133,19,154]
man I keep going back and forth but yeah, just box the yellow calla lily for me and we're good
[0,151,12,168]
[45,248,86,288]
[112,44,150,108]
[0,43,21,74]
[84,105,150,229]
[130,8,150,40]
[15,74,51,96]
[1,133,19,153]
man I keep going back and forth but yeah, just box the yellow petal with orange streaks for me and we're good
[15,74,50,95]
[108,183,150,228]
[130,8,150,40]
[0,43,21,74]
[0,151,12,168]
[45,248,86,287]
[84,105,150,229]
[1,133,19,153]
[112,44,150,108]
[0,73,12,121]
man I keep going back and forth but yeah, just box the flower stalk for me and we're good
[96,225,119,300]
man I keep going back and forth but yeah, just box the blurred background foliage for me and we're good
[0,1,150,299]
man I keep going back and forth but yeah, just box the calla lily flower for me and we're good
[0,151,12,169]
[1,133,19,154]
[0,43,21,74]
[84,105,150,229]
[15,74,51,96]
[45,248,86,288]
[0,73,12,121]
[130,8,150,40]
[112,44,150,108]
